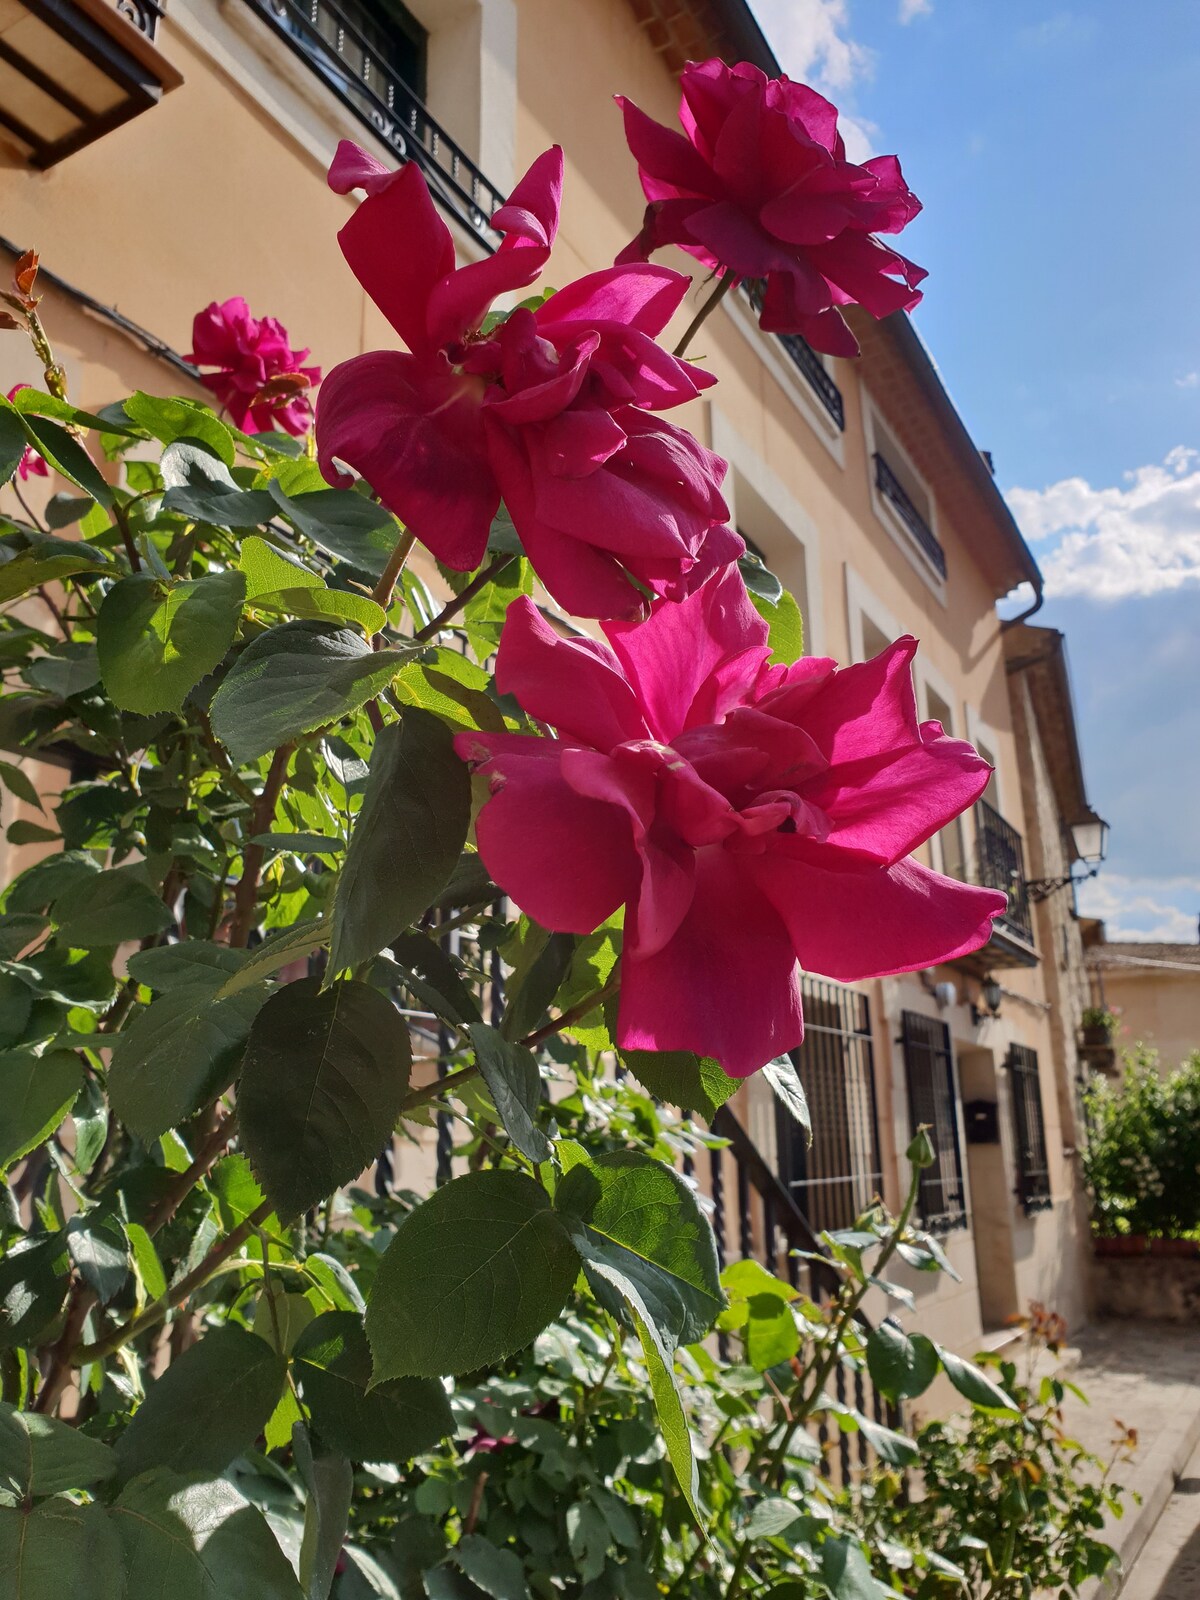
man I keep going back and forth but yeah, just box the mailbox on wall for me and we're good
[964,1099,1000,1145]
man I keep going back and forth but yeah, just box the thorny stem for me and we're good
[413,554,516,643]
[12,479,47,534]
[229,744,293,947]
[25,307,67,402]
[74,1200,274,1364]
[112,500,142,573]
[673,270,737,359]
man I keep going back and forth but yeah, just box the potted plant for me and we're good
[1081,1005,1120,1047]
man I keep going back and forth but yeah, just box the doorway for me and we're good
[957,1044,1020,1330]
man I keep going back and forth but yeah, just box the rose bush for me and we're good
[0,52,1010,1599]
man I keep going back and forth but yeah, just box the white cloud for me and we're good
[1077,874,1200,944]
[750,0,878,158]
[898,0,932,20]
[1005,447,1200,600]
[1176,371,1199,389]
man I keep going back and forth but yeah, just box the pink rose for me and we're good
[456,570,1005,1077]
[616,59,926,356]
[316,142,739,619]
[187,298,321,436]
[5,386,48,482]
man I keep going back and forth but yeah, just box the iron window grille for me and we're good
[873,452,947,579]
[244,0,505,246]
[899,1010,967,1232]
[975,798,1035,947]
[776,978,882,1234]
[1005,1043,1052,1214]
[740,281,845,431]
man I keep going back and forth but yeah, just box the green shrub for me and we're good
[1082,1048,1200,1237]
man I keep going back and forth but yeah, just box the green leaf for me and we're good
[5,851,99,915]
[938,1346,1019,1412]
[0,1499,123,1600]
[294,1423,353,1600]
[631,1308,701,1525]
[0,761,42,811]
[737,550,783,603]
[750,586,804,665]
[5,821,58,846]
[14,414,113,507]
[819,1538,887,1600]
[849,1409,919,1467]
[0,534,110,606]
[763,1054,810,1133]
[366,1171,578,1379]
[109,982,265,1140]
[65,1213,129,1304]
[744,1293,800,1370]
[744,1498,804,1540]
[239,977,412,1218]
[126,1221,167,1302]
[293,1311,453,1463]
[110,1468,305,1599]
[387,931,481,1028]
[0,1237,70,1348]
[866,1321,939,1401]
[97,570,246,714]
[241,535,384,633]
[393,652,506,734]
[0,1399,117,1497]
[25,643,101,700]
[124,392,236,463]
[0,1048,82,1171]
[272,484,398,579]
[461,557,533,662]
[8,388,143,439]
[468,1023,551,1163]
[115,1326,286,1482]
[453,1533,531,1600]
[210,622,411,764]
[0,972,32,1045]
[329,710,471,974]
[212,919,330,998]
[0,403,27,483]
[126,939,247,992]
[70,1076,108,1175]
[0,913,49,960]
[53,863,174,947]
[556,1150,724,1352]
[240,534,322,596]
[620,1049,739,1121]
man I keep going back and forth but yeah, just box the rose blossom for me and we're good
[456,569,1005,1077]
[616,58,926,356]
[188,298,321,436]
[316,142,739,619]
[5,386,47,482]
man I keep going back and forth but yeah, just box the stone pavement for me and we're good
[1118,1443,1200,1600]
[1056,1322,1200,1599]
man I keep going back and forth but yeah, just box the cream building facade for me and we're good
[0,0,1106,1347]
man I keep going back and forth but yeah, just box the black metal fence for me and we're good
[777,979,881,1234]
[1005,1044,1052,1213]
[244,0,505,245]
[975,798,1034,946]
[873,453,947,579]
[899,1010,966,1232]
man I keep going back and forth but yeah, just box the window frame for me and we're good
[899,1009,967,1233]
[1006,1043,1053,1214]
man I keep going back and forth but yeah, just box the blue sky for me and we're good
[750,0,1200,942]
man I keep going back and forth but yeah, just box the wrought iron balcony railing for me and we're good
[975,797,1034,947]
[114,0,164,38]
[742,281,845,431]
[873,452,947,579]
[243,0,505,247]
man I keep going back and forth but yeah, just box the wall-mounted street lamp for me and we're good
[1026,814,1109,903]
[0,0,182,168]
[970,977,1003,1026]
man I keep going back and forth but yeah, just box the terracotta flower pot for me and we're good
[1082,1024,1114,1048]
[1094,1235,1149,1257]
[1148,1238,1200,1259]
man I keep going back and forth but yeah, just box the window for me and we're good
[866,407,947,582]
[925,684,967,880]
[1006,1044,1052,1213]
[861,612,891,661]
[776,979,881,1233]
[899,1011,966,1231]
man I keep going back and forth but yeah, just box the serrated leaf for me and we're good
[0,1498,123,1599]
[631,1308,701,1525]
[5,851,99,915]
[0,534,110,606]
[866,1321,939,1401]
[0,1400,117,1497]
[124,392,236,463]
[65,1213,129,1304]
[453,1533,530,1600]
[750,586,804,665]
[97,570,246,714]
[126,1221,167,1302]
[14,414,113,507]
[213,920,330,998]
[388,931,481,1028]
[53,863,173,948]
[330,711,470,974]
[293,1312,453,1463]
[109,982,265,1140]
[0,1048,82,1171]
[272,483,399,579]
[366,1171,578,1379]
[109,1468,305,1599]
[293,1422,353,1600]
[210,621,411,764]
[556,1150,723,1352]
[468,1023,551,1163]
[620,1049,739,1121]
[819,1538,887,1600]
[763,1054,810,1132]
[125,939,248,992]
[0,403,27,484]
[939,1346,1019,1412]
[115,1326,286,1482]
[238,977,411,1218]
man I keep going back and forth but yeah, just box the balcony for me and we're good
[972,798,1037,968]
[0,0,181,167]
[741,280,845,431]
[242,0,505,247]
[873,453,947,580]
